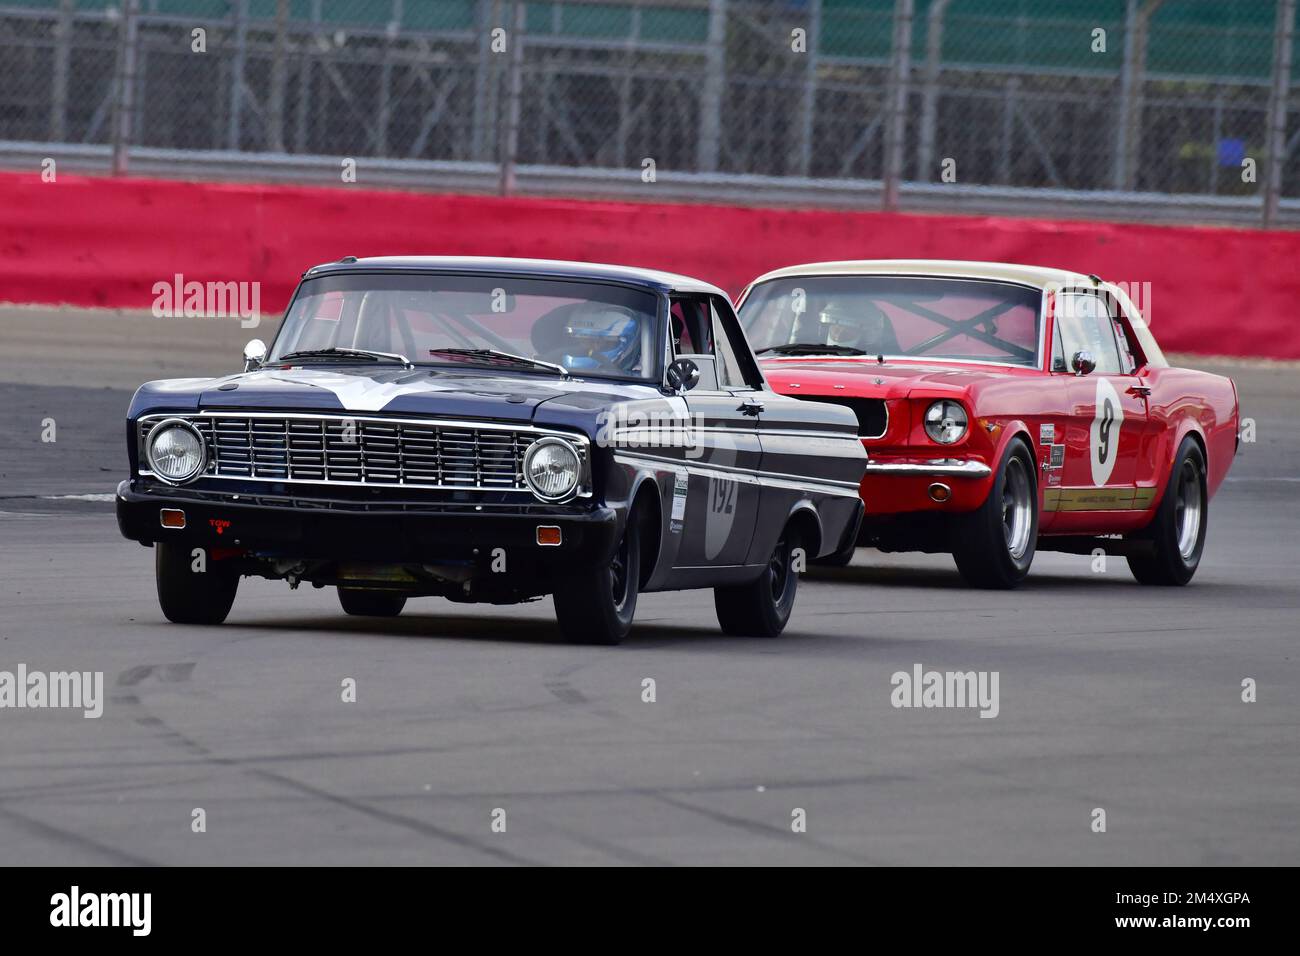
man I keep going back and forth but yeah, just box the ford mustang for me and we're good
[116,257,866,643]
[737,260,1239,588]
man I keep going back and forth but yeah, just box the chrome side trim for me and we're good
[865,459,993,478]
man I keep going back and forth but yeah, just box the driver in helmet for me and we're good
[560,306,641,374]
[817,299,892,354]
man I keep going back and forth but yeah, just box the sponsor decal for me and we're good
[670,470,687,533]
[1043,487,1157,512]
[1039,422,1055,444]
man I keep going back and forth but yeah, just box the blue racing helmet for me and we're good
[560,306,641,373]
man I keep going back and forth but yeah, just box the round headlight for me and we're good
[924,401,968,444]
[524,437,581,502]
[146,420,206,484]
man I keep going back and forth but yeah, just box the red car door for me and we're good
[1052,291,1150,526]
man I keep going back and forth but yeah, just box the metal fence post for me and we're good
[882,0,913,211]
[268,0,289,153]
[50,0,74,142]
[376,0,403,158]
[228,0,248,151]
[697,0,727,173]
[1264,0,1296,228]
[498,0,525,196]
[916,0,950,181]
[792,0,821,177]
[473,0,499,163]
[110,0,140,175]
[1113,0,1163,191]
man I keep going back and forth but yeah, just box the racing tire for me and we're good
[155,540,239,625]
[953,439,1038,589]
[338,588,407,617]
[714,526,801,637]
[1126,437,1207,587]
[553,508,641,645]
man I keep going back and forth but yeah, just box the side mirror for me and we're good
[1070,350,1096,376]
[243,338,267,372]
[665,357,700,393]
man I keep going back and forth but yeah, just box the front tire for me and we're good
[715,527,801,637]
[155,540,238,625]
[1127,437,1207,586]
[553,509,641,645]
[338,588,407,617]
[953,439,1038,589]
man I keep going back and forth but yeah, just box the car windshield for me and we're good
[270,272,662,381]
[739,275,1043,367]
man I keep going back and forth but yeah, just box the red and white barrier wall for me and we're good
[1,171,1296,359]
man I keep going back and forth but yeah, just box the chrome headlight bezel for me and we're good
[145,418,207,485]
[923,400,969,445]
[523,436,582,503]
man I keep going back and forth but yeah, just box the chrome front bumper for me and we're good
[864,458,993,478]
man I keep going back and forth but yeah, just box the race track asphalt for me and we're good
[1,306,1297,865]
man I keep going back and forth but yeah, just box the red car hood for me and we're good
[760,357,1030,398]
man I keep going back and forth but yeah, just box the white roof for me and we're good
[745,258,1167,368]
[748,259,1097,290]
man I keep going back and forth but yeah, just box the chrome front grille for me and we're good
[139,413,586,492]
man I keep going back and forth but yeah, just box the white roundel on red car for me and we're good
[1090,376,1124,486]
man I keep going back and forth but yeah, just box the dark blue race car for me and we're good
[117,257,866,644]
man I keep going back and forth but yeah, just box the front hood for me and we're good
[761,357,1026,399]
[128,365,658,433]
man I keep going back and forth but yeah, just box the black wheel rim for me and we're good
[769,535,791,603]
[610,527,631,612]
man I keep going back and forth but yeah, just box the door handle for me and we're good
[738,399,765,416]
[1127,383,1152,397]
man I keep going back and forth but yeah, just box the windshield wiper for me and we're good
[755,343,868,356]
[278,347,413,368]
[428,347,569,377]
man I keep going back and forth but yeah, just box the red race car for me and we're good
[737,260,1239,588]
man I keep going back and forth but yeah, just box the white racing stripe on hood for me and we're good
[262,369,466,412]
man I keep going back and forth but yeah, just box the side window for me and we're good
[710,298,761,389]
[1057,293,1122,375]
[1110,313,1138,374]
[670,297,711,358]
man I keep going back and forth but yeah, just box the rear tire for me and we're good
[338,588,407,617]
[155,540,238,625]
[715,526,801,637]
[953,439,1038,589]
[553,509,640,645]
[1127,437,1207,586]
